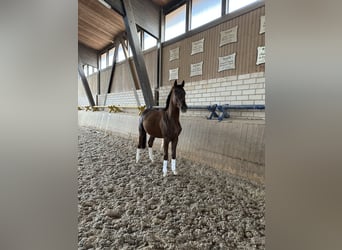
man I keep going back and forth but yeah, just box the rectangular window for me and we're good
[143,32,157,50]
[165,4,186,41]
[124,41,133,58]
[108,48,114,66]
[83,65,88,76]
[100,53,107,70]
[88,65,93,75]
[191,0,221,30]
[228,0,258,13]
[138,30,142,45]
[128,44,133,58]
[116,44,125,62]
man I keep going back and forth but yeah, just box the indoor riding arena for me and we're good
[78,0,265,249]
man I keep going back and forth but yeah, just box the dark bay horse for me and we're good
[136,80,187,177]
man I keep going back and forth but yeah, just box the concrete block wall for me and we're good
[79,72,265,120]
[78,96,89,107]
[97,90,147,107]
[160,72,265,119]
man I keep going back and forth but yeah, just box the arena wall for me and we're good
[78,111,265,183]
[80,70,266,119]
[160,72,265,119]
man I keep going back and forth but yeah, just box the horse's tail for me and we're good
[138,116,147,149]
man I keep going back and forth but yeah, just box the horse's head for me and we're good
[172,80,188,113]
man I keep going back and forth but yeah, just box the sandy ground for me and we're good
[78,127,265,249]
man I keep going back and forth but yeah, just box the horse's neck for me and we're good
[166,103,180,122]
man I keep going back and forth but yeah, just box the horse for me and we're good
[136,80,188,177]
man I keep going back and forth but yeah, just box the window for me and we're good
[191,0,221,30]
[108,48,115,66]
[83,65,98,76]
[88,66,93,75]
[116,44,125,62]
[128,44,133,57]
[143,32,157,50]
[165,4,186,41]
[83,65,88,76]
[100,53,107,69]
[138,30,142,44]
[228,0,259,13]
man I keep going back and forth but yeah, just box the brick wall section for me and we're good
[160,72,265,119]
[78,96,89,106]
[80,72,265,119]
[97,90,147,107]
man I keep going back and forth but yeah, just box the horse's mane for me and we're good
[163,88,173,111]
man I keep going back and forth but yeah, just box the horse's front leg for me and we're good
[148,136,155,162]
[171,136,178,175]
[162,138,170,177]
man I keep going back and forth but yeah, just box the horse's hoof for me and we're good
[163,172,167,177]
[172,171,177,175]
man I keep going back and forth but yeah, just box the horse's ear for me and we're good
[174,80,178,87]
[181,80,185,87]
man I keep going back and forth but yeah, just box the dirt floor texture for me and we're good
[78,127,265,249]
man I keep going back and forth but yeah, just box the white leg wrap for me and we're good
[162,160,168,177]
[136,149,141,163]
[148,147,154,162]
[171,159,177,175]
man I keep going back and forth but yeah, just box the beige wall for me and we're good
[162,6,265,86]
[99,49,158,94]
[78,73,98,106]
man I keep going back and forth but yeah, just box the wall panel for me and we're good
[162,6,265,86]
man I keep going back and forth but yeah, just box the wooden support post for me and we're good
[156,7,164,106]
[186,0,191,31]
[107,39,120,94]
[121,0,155,108]
[222,0,227,16]
[78,63,95,107]
[104,0,125,15]
[103,38,120,106]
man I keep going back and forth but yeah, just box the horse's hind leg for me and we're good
[171,137,179,175]
[136,122,147,163]
[136,134,142,163]
[162,138,170,177]
[148,136,155,162]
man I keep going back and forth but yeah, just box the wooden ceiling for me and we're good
[78,0,124,51]
[78,0,175,52]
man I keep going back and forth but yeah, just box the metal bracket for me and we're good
[107,105,122,113]
[217,105,230,121]
[207,104,218,120]
[206,104,230,121]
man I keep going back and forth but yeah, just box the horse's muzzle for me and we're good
[181,104,188,113]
